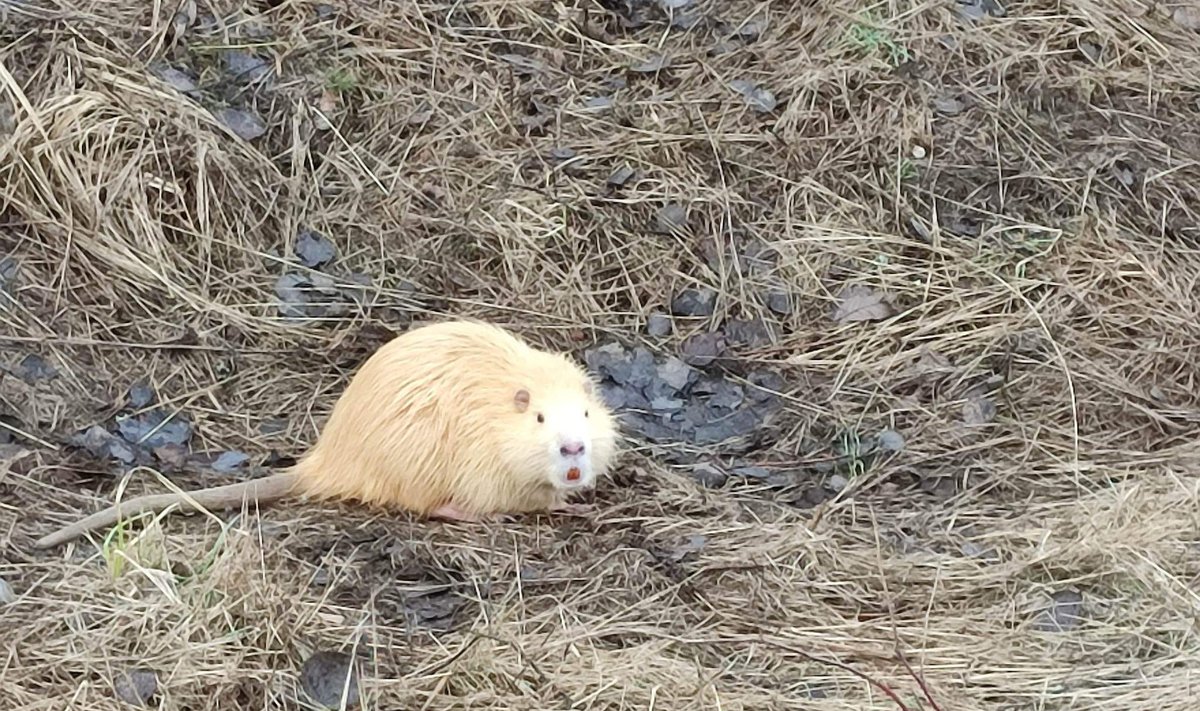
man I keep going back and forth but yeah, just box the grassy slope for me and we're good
[2,0,1199,708]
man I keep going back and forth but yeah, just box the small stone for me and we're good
[308,272,340,295]
[912,145,927,159]
[793,486,832,508]
[1175,6,1200,29]
[275,275,308,315]
[70,425,113,457]
[646,312,672,337]
[211,450,250,473]
[691,463,727,488]
[667,533,708,562]
[153,443,188,469]
[746,370,785,401]
[827,474,849,492]
[730,79,778,113]
[152,65,198,93]
[724,318,772,347]
[1113,162,1136,187]
[670,9,704,29]
[650,397,685,412]
[679,331,726,367]
[171,1,195,36]
[960,541,1000,562]
[962,392,997,425]
[921,476,957,499]
[113,668,158,707]
[260,418,288,435]
[300,650,360,708]
[11,354,57,383]
[608,166,635,186]
[116,410,193,449]
[731,18,763,40]
[0,256,18,292]
[704,379,743,411]
[0,577,14,604]
[766,471,797,489]
[499,53,550,74]
[671,288,716,317]
[1079,41,1101,63]
[294,229,337,268]
[933,95,965,116]
[957,1,987,21]
[655,203,688,232]
[1034,589,1084,632]
[583,95,614,111]
[127,380,155,409]
[656,357,693,391]
[629,54,670,72]
[215,107,266,141]
[222,50,270,82]
[730,466,769,479]
[877,429,905,452]
[765,290,791,315]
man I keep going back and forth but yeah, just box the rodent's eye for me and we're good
[585,410,589,418]
[536,413,544,424]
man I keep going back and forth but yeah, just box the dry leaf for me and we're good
[316,89,338,120]
[833,285,891,323]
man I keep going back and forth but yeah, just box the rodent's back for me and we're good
[290,320,579,513]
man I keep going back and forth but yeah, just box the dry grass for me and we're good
[2,0,1200,708]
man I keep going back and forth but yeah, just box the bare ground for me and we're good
[2,0,1200,708]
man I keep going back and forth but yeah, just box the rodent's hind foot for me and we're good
[549,502,594,516]
[429,503,488,523]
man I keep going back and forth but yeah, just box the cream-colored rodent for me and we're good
[34,320,620,549]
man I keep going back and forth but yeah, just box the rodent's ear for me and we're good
[513,388,531,412]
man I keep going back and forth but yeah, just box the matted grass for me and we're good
[2,0,1199,708]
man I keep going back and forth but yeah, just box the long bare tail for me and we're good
[33,472,298,549]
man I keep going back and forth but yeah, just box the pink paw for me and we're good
[429,503,485,522]
[550,502,595,516]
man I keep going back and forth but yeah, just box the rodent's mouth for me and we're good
[554,468,593,490]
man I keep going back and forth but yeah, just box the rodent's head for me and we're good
[506,362,618,492]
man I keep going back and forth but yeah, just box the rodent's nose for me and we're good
[560,441,585,457]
